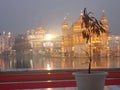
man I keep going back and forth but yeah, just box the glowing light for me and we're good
[30,59,33,69]
[64,16,67,21]
[45,34,53,40]
[47,64,51,70]
[80,10,83,16]
[46,88,52,90]
[115,36,119,40]
[43,42,53,47]
[102,10,105,13]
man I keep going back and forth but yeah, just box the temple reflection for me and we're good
[0,56,120,71]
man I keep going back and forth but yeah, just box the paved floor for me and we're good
[17,86,120,90]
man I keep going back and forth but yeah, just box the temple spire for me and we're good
[80,10,83,16]
[64,16,68,22]
[102,10,105,16]
[64,13,69,23]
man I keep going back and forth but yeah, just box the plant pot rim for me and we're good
[73,71,108,76]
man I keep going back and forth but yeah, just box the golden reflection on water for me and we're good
[1,56,120,71]
[46,88,53,90]
[31,57,120,70]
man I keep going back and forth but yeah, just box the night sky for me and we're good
[0,0,120,35]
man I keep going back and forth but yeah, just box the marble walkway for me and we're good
[18,85,120,90]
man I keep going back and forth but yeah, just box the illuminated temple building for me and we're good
[27,26,46,51]
[27,26,63,57]
[62,11,109,57]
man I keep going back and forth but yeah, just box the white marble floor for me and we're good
[17,86,120,90]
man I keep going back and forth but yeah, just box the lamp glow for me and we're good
[45,34,53,40]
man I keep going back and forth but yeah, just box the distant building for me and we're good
[108,35,120,57]
[0,31,12,54]
[27,26,63,57]
[27,26,46,51]
[62,11,109,57]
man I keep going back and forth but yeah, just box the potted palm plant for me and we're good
[73,8,107,90]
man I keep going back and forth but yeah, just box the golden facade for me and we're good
[62,12,109,57]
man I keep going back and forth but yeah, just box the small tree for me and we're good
[81,8,106,73]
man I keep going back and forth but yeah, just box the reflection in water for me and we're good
[47,64,51,70]
[0,55,120,71]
